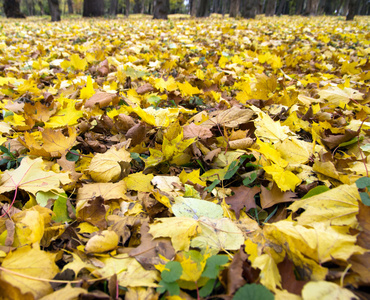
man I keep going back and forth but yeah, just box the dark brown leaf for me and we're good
[226,186,260,219]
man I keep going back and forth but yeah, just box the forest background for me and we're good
[2,0,370,22]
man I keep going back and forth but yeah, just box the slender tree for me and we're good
[265,0,276,16]
[153,0,169,18]
[48,0,61,20]
[3,0,26,17]
[83,0,104,16]
[125,0,130,16]
[229,0,240,17]
[67,0,73,13]
[346,0,359,19]
[109,0,118,15]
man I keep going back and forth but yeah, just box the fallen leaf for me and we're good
[85,230,119,253]
[0,157,71,195]
[226,186,260,218]
[260,184,296,209]
[89,146,131,182]
[0,245,59,299]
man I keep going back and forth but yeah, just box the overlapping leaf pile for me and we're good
[0,15,369,299]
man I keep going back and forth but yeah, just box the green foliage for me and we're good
[157,261,182,296]
[302,185,330,199]
[0,145,23,170]
[356,177,370,206]
[233,283,274,300]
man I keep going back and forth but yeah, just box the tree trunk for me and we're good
[25,0,35,15]
[265,0,276,15]
[191,0,198,15]
[125,0,130,16]
[109,0,118,15]
[83,0,104,17]
[229,0,240,17]
[339,0,349,15]
[295,0,304,14]
[37,0,45,14]
[141,0,145,13]
[67,0,73,13]
[241,0,257,18]
[197,0,209,16]
[346,0,359,19]
[133,0,141,13]
[48,0,61,20]
[153,0,169,18]
[221,0,227,16]
[303,0,320,15]
[276,0,286,15]
[3,0,26,17]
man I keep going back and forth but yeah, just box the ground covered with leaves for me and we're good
[0,15,369,299]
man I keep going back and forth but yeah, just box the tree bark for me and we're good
[265,0,276,15]
[133,0,141,13]
[153,0,169,18]
[241,0,257,18]
[125,0,130,16]
[276,0,286,15]
[197,0,209,16]
[83,0,104,17]
[295,0,304,14]
[303,0,320,15]
[229,0,240,17]
[346,0,359,19]
[48,0,61,21]
[3,0,26,17]
[109,0,118,15]
[37,0,45,14]
[141,0,145,13]
[67,0,73,13]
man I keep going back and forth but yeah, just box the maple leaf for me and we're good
[0,157,71,195]
[0,245,59,298]
[22,127,77,158]
[225,186,260,218]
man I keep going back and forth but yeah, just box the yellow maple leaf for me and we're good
[124,172,154,192]
[0,245,59,298]
[153,76,177,92]
[149,217,200,252]
[264,163,301,192]
[80,75,95,99]
[69,53,87,71]
[177,81,201,97]
[252,253,282,292]
[179,169,206,187]
[0,157,71,195]
[45,100,83,128]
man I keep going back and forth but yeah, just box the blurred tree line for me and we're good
[1,0,369,21]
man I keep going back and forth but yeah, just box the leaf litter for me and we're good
[0,15,369,299]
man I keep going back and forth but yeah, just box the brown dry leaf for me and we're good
[260,184,297,209]
[226,186,260,219]
[76,196,107,230]
[136,83,154,94]
[183,123,213,139]
[129,222,175,270]
[125,122,146,146]
[201,106,254,128]
[356,201,370,249]
[321,129,358,149]
[84,92,118,109]
[278,256,308,296]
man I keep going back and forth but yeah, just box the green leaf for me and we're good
[202,255,229,279]
[161,261,182,283]
[157,280,180,296]
[359,192,370,206]
[243,172,257,186]
[52,194,72,223]
[356,177,370,189]
[199,278,216,297]
[233,283,274,300]
[204,179,220,192]
[224,160,239,180]
[66,150,80,162]
[338,136,362,148]
[302,185,330,199]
